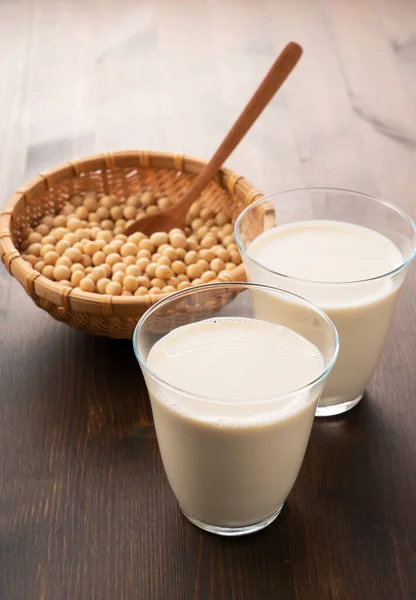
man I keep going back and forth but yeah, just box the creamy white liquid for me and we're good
[145,317,325,527]
[246,220,403,406]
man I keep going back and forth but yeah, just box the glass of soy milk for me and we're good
[235,188,416,417]
[133,282,338,536]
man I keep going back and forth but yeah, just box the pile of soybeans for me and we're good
[19,191,242,297]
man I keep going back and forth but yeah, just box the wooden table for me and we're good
[1,1,415,598]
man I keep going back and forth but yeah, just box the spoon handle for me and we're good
[124,42,303,237]
[181,42,303,208]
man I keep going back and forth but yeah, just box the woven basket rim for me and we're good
[0,150,263,318]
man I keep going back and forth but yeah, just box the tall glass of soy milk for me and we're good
[133,282,338,536]
[235,188,416,417]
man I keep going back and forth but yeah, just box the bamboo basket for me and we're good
[0,151,263,338]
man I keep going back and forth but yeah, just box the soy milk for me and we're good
[247,220,403,406]
[146,317,325,527]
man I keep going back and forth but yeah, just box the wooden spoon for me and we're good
[125,41,303,237]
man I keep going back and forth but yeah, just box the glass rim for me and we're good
[235,187,416,286]
[133,281,340,406]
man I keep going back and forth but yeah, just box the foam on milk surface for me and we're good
[249,220,403,284]
[147,317,324,421]
[148,317,323,401]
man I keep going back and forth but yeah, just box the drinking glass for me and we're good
[133,282,338,536]
[235,188,416,416]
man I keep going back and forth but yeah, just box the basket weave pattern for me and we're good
[0,151,263,338]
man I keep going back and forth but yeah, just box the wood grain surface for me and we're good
[0,0,415,599]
